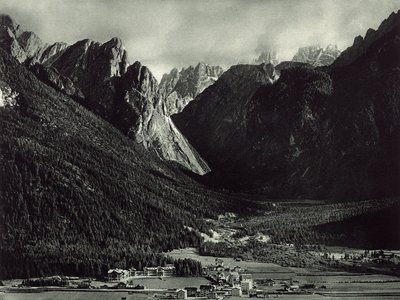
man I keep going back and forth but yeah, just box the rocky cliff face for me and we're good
[46,40,209,174]
[28,64,84,101]
[174,11,400,199]
[159,62,223,115]
[292,44,341,67]
[111,61,209,174]
[0,15,209,174]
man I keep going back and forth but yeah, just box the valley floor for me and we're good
[3,246,400,299]
[2,198,399,299]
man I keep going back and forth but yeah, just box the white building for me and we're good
[108,269,129,282]
[160,265,176,276]
[144,267,158,276]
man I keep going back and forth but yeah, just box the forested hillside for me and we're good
[0,48,247,279]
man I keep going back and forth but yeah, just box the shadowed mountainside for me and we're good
[173,10,400,199]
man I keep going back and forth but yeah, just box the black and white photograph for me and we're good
[0,0,399,299]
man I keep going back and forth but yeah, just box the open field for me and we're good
[166,248,290,273]
[126,277,210,289]
[296,273,400,283]
[1,277,211,291]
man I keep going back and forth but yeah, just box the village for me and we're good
[3,249,400,300]
[102,258,303,300]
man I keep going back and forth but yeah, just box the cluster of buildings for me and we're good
[161,285,243,299]
[206,259,255,295]
[108,265,176,282]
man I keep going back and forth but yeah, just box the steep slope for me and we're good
[159,62,224,115]
[292,44,341,67]
[0,48,236,279]
[42,38,209,175]
[0,15,209,175]
[173,11,400,199]
[114,61,210,174]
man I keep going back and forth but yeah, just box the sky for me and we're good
[1,0,399,80]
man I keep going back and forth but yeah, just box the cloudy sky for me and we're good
[1,0,399,80]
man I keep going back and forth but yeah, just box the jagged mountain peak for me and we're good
[123,61,159,97]
[0,14,70,65]
[159,62,224,116]
[106,36,124,46]
[292,44,341,67]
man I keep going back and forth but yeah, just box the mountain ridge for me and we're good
[173,10,400,199]
[0,15,210,174]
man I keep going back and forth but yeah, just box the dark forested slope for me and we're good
[0,48,238,279]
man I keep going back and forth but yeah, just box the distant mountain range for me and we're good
[173,10,400,199]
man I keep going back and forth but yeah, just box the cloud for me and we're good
[1,0,399,80]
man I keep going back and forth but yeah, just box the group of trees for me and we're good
[234,199,400,249]
[174,258,203,276]
[22,277,68,287]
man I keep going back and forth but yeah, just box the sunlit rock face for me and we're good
[159,62,224,116]
[292,44,341,67]
[115,61,210,174]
